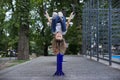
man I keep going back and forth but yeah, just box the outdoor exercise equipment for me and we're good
[44,3,75,76]
[54,40,64,76]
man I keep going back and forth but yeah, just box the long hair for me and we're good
[52,38,66,55]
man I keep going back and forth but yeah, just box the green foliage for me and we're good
[0,51,7,57]
[0,0,83,56]
[66,44,79,55]
[65,25,82,54]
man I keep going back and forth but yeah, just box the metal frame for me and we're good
[82,0,120,65]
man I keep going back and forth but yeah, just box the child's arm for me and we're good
[66,12,74,29]
[45,11,52,25]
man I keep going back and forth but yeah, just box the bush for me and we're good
[0,51,8,57]
[66,44,80,55]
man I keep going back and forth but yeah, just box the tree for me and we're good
[16,0,30,60]
[32,0,83,55]
[0,0,13,51]
[0,0,83,57]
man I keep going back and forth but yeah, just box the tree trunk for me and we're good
[18,25,29,60]
[17,0,30,60]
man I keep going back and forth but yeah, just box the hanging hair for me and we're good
[52,38,66,55]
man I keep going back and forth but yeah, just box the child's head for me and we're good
[55,32,63,40]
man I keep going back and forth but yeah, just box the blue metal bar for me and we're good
[89,0,92,59]
[108,0,112,65]
[96,0,99,61]
[54,53,64,76]
[84,9,120,11]
[82,8,87,55]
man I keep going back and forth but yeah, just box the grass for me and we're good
[11,60,29,63]
[0,59,29,70]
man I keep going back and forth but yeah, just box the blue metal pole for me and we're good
[83,2,87,56]
[96,0,99,61]
[54,53,64,76]
[108,0,112,66]
[89,0,92,59]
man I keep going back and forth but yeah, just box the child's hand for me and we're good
[70,12,75,19]
[45,11,49,18]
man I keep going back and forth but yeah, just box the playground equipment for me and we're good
[54,53,64,76]
[82,0,120,65]
[53,40,64,76]
[44,3,75,76]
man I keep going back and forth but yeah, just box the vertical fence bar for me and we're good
[96,0,99,61]
[89,0,92,59]
[82,8,86,55]
[108,0,112,65]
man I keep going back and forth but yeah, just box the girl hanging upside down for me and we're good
[45,11,75,54]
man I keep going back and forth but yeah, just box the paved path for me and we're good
[0,56,120,80]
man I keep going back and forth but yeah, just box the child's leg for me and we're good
[60,16,66,32]
[51,16,59,34]
[51,18,56,33]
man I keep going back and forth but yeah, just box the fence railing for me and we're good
[82,0,120,65]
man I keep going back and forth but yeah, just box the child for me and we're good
[45,11,74,54]
[45,11,74,36]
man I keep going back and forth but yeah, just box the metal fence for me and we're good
[82,0,120,65]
